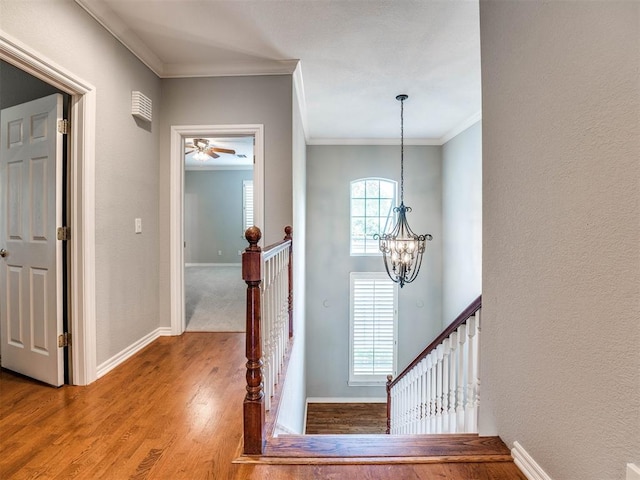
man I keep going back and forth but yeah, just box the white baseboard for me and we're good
[96,327,171,379]
[306,396,387,404]
[512,441,553,480]
[274,423,298,436]
[185,263,241,267]
[628,464,640,480]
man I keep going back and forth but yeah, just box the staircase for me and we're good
[238,229,522,475]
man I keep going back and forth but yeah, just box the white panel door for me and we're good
[0,93,64,387]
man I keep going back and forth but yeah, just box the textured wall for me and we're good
[442,121,482,326]
[184,170,252,264]
[480,2,640,478]
[305,145,442,398]
[158,75,293,328]
[1,0,162,365]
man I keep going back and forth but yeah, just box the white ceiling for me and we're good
[76,0,481,143]
[184,136,253,170]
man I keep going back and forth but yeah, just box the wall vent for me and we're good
[131,91,152,123]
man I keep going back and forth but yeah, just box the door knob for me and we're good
[0,249,7,258]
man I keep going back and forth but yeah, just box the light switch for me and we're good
[135,218,142,234]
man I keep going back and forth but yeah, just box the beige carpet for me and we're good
[185,265,245,332]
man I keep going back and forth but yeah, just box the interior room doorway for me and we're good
[183,135,253,332]
[169,124,264,335]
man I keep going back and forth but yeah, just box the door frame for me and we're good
[170,124,264,335]
[0,31,97,385]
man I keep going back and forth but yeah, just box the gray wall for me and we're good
[305,145,442,399]
[184,169,252,264]
[275,76,307,434]
[158,75,293,328]
[1,0,162,365]
[442,122,482,325]
[480,2,640,479]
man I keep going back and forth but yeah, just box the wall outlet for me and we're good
[135,218,142,234]
[238,250,242,256]
[217,250,222,256]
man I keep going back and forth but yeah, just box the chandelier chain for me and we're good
[400,96,404,204]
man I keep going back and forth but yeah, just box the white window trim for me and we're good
[349,177,397,257]
[349,272,398,386]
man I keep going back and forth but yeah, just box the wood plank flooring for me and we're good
[305,403,387,434]
[0,332,526,479]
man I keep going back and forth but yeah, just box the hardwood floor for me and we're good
[0,332,526,479]
[305,403,387,434]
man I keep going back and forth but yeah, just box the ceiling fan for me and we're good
[185,138,236,161]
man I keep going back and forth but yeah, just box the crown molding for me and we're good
[75,0,164,76]
[307,137,441,146]
[439,110,482,144]
[161,59,299,78]
[75,0,297,78]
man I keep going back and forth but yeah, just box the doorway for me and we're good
[183,135,253,332]
[169,125,264,335]
[0,63,70,385]
[0,33,97,385]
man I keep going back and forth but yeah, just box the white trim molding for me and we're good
[628,464,640,480]
[439,110,482,145]
[512,441,553,480]
[307,137,441,146]
[170,124,264,335]
[76,0,298,78]
[96,327,172,379]
[0,29,97,386]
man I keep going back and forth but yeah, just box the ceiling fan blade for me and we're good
[205,148,223,158]
[185,142,195,148]
[211,147,236,155]
[185,148,195,154]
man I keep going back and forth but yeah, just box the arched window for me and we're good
[350,178,397,255]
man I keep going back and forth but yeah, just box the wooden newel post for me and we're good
[386,374,392,434]
[242,226,265,454]
[284,226,293,338]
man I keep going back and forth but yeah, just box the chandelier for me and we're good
[374,94,432,288]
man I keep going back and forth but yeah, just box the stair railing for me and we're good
[242,225,293,455]
[387,296,481,435]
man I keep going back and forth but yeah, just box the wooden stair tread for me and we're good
[233,434,513,464]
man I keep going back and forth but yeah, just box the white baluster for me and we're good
[441,338,451,433]
[456,323,466,432]
[419,358,427,434]
[465,312,479,432]
[435,344,443,433]
[429,350,437,433]
[424,354,432,433]
[448,330,458,433]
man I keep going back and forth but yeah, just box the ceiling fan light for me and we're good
[193,151,209,162]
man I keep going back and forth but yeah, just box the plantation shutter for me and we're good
[243,180,254,232]
[349,272,398,384]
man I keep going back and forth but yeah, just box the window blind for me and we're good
[243,180,254,232]
[350,272,398,384]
